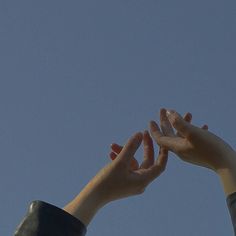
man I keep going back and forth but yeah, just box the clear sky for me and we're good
[0,1,236,235]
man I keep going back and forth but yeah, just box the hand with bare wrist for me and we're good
[64,131,168,226]
[149,108,236,196]
[15,109,236,235]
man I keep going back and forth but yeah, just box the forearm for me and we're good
[63,181,106,226]
[217,153,236,196]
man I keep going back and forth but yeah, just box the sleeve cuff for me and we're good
[14,201,87,236]
[227,192,236,234]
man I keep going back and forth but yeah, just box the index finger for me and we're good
[160,108,175,137]
[119,132,143,164]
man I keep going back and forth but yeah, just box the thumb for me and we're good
[166,110,192,138]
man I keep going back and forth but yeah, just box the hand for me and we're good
[149,109,236,195]
[64,131,168,226]
[150,109,236,171]
[110,130,165,173]
[97,131,168,202]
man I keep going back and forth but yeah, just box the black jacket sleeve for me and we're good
[14,201,87,236]
[227,192,236,235]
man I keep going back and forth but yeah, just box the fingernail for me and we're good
[166,110,174,117]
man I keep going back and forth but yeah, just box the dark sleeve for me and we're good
[227,192,236,235]
[14,201,87,236]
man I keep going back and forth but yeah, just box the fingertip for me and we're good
[120,132,143,161]
[143,130,149,137]
[138,132,143,137]
[134,132,143,140]
[128,132,143,148]
[143,129,148,134]
[160,108,167,117]
[166,109,175,122]
[110,143,118,152]
[166,110,184,126]
[149,120,159,131]
[166,109,175,116]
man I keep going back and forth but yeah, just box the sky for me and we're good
[0,0,236,235]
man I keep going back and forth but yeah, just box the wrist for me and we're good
[63,181,107,226]
[216,152,236,196]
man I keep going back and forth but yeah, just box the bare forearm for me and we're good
[217,153,236,196]
[63,132,167,227]
[63,181,106,226]
[218,168,236,196]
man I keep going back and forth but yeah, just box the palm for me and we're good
[110,131,168,183]
[150,109,235,171]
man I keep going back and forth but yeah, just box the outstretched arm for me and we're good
[149,108,236,234]
[149,109,236,196]
[64,131,168,226]
[15,132,168,236]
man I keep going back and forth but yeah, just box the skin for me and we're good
[64,131,168,226]
[64,108,236,229]
[149,108,236,196]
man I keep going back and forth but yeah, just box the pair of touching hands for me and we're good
[64,109,236,225]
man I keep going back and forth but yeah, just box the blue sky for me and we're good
[0,1,236,235]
